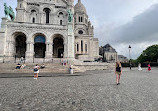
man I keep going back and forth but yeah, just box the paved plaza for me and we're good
[0,68,158,111]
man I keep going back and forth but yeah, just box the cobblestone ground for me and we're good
[0,68,158,111]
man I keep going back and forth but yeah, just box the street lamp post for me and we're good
[128,45,132,70]
[102,47,105,62]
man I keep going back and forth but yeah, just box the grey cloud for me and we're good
[110,4,158,44]
[95,4,158,58]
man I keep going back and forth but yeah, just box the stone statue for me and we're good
[4,3,15,21]
[68,9,73,23]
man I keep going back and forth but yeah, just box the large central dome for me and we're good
[74,0,87,14]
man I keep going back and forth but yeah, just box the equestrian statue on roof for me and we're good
[4,3,15,21]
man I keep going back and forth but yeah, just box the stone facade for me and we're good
[99,44,118,63]
[118,55,128,63]
[0,0,99,62]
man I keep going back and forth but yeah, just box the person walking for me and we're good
[20,57,24,63]
[138,63,142,71]
[129,60,132,70]
[34,64,40,80]
[148,63,151,72]
[70,65,73,74]
[115,61,122,85]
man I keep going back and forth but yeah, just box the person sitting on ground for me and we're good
[40,64,45,69]
[20,64,26,69]
[16,63,21,69]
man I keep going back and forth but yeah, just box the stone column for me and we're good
[67,22,75,59]
[26,42,31,57]
[64,41,67,58]
[52,43,54,57]
[0,32,5,56]
[9,41,15,56]
[25,42,34,62]
[45,42,53,59]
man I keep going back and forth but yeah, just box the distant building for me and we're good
[118,55,128,63]
[99,44,118,62]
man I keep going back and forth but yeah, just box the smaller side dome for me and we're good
[74,0,87,14]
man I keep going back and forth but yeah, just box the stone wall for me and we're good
[74,62,115,71]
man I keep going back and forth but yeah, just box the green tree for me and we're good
[137,45,158,63]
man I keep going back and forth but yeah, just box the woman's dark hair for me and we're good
[36,64,38,66]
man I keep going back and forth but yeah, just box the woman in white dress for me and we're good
[138,63,142,71]
[34,64,40,80]
[70,65,73,74]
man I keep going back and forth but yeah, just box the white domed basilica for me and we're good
[0,0,99,62]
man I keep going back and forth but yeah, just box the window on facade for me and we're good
[81,40,83,52]
[44,8,50,24]
[85,44,87,52]
[79,16,83,22]
[31,10,36,13]
[77,44,79,52]
[81,17,83,22]
[59,12,63,16]
[78,30,83,34]
[32,17,35,23]
[79,17,81,22]
[59,12,64,25]
[60,20,62,25]
[111,55,113,60]
[45,10,49,23]
[20,4,21,8]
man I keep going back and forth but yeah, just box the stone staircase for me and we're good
[0,63,69,74]
[0,62,86,74]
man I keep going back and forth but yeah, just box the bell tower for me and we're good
[16,0,26,22]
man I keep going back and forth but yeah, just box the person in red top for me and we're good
[148,63,151,72]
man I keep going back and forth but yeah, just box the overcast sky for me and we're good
[0,0,158,59]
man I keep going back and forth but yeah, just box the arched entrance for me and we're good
[53,37,64,58]
[34,35,46,58]
[15,34,26,58]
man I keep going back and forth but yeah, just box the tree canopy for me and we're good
[137,45,158,63]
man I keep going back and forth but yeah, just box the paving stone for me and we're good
[0,68,158,110]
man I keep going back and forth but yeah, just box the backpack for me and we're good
[34,68,38,72]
